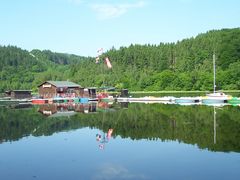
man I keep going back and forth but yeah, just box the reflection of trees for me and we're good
[0,104,240,153]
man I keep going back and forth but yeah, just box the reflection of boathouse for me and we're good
[38,103,97,117]
[38,81,97,99]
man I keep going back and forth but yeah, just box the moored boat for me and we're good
[80,97,89,103]
[32,99,48,104]
[201,92,231,104]
[202,53,231,105]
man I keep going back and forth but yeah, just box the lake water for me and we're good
[0,100,240,180]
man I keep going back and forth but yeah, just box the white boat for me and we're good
[202,53,231,104]
[202,93,232,105]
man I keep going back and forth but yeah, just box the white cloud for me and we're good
[91,1,146,20]
[92,163,148,180]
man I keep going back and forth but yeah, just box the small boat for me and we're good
[201,92,231,104]
[202,53,231,104]
[32,99,48,104]
[80,97,89,103]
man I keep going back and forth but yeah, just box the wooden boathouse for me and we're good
[38,81,97,99]
[5,90,32,99]
[38,81,84,99]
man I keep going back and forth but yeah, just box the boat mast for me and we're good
[213,53,216,93]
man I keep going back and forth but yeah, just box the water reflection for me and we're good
[38,103,97,117]
[93,163,147,180]
[8,102,33,109]
[0,101,240,153]
[96,129,114,150]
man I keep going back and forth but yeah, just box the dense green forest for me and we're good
[0,28,240,92]
[0,103,240,153]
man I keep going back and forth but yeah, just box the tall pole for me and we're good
[213,53,216,93]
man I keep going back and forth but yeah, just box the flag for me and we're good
[97,48,103,56]
[96,48,103,63]
[105,57,112,69]
[97,48,103,53]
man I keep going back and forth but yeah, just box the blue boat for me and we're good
[80,98,89,103]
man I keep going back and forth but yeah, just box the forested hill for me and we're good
[0,46,93,92]
[0,28,240,92]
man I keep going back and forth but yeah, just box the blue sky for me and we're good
[0,0,240,57]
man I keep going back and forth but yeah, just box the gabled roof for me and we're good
[38,81,81,88]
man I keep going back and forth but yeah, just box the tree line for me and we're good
[0,28,240,92]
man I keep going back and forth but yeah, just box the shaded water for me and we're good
[0,101,240,180]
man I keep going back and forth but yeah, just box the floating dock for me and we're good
[31,97,99,104]
[117,96,175,103]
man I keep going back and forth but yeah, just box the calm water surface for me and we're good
[0,100,240,180]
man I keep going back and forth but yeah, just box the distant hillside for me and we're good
[0,28,240,92]
[0,45,92,92]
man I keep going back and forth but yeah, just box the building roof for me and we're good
[39,81,81,88]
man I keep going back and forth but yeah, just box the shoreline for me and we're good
[129,90,240,94]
